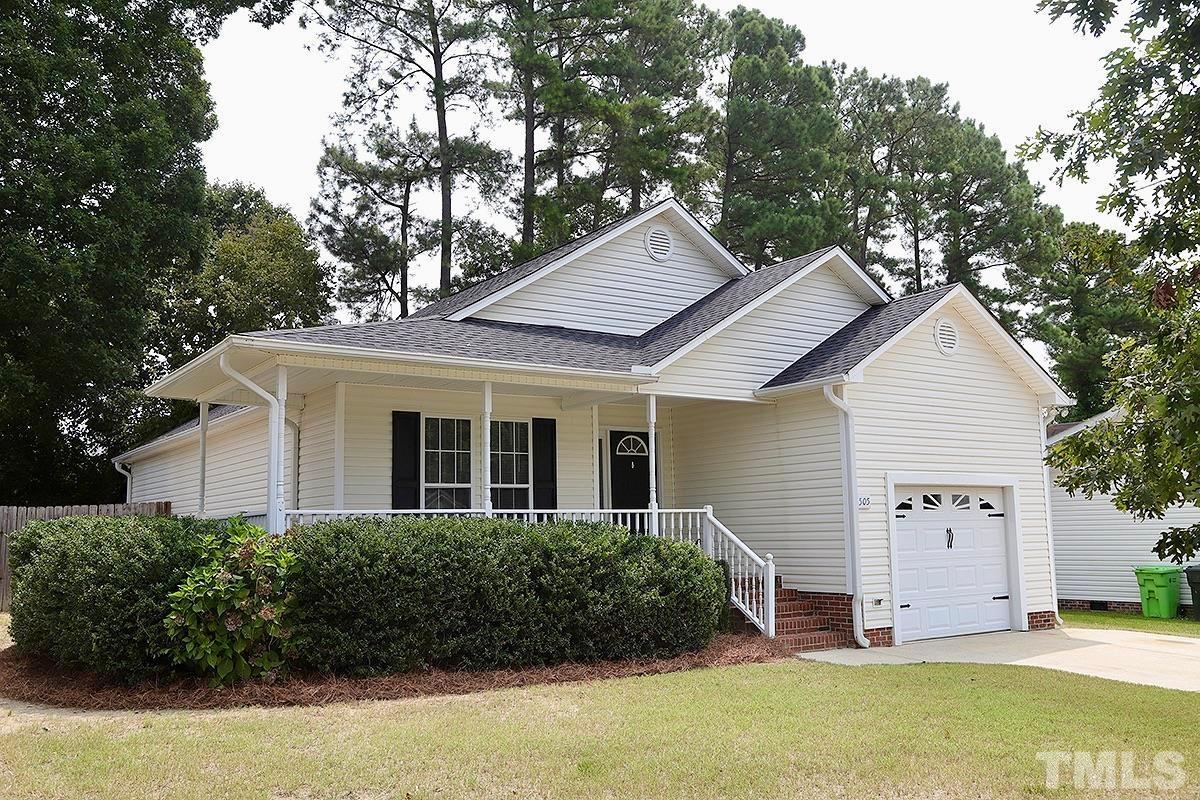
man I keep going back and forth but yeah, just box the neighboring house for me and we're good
[114,198,1072,651]
[1047,411,1197,613]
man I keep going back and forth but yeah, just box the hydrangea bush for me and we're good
[164,518,298,684]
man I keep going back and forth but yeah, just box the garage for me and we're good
[892,486,1011,642]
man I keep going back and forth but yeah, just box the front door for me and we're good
[609,430,651,510]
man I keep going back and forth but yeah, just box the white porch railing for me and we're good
[280,506,775,637]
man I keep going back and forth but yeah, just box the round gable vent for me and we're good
[933,317,960,356]
[644,225,674,261]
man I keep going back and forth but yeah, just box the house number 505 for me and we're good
[857,496,871,508]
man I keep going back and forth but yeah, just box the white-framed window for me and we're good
[615,434,649,456]
[490,419,530,510]
[424,416,471,509]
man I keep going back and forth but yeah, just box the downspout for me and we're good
[824,384,871,649]
[1039,405,1065,627]
[219,353,281,533]
[114,462,133,503]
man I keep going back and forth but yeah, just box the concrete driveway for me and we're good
[800,627,1200,692]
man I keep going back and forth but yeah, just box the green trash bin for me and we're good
[1133,565,1182,619]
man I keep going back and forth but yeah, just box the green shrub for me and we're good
[289,517,727,675]
[8,515,222,683]
[164,518,299,684]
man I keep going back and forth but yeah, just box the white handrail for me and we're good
[280,506,775,637]
[704,510,775,637]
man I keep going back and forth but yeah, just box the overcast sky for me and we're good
[201,0,1127,298]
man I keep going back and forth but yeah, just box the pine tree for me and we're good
[712,7,846,268]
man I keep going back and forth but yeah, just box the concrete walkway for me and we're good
[800,627,1200,692]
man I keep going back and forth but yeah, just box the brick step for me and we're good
[775,589,804,603]
[774,615,831,634]
[774,600,817,616]
[778,630,853,654]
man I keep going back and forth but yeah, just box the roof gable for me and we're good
[759,284,1073,406]
[468,214,736,335]
[412,199,747,324]
[638,246,889,373]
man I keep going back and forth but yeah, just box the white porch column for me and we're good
[273,365,288,533]
[481,381,493,515]
[197,401,209,516]
[647,393,658,536]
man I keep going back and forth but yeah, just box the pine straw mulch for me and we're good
[0,634,787,712]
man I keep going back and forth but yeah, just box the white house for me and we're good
[114,198,1072,652]
[1047,411,1197,613]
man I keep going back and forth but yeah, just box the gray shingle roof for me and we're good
[123,403,250,456]
[246,316,645,372]
[761,285,956,389]
[243,246,843,373]
[1046,421,1083,439]
[410,198,675,320]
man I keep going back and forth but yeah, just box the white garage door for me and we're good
[894,487,1011,642]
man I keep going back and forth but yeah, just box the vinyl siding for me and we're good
[1050,470,1198,605]
[129,408,295,517]
[651,264,871,399]
[673,391,847,592]
[471,219,731,335]
[342,385,675,510]
[297,385,335,508]
[847,304,1055,629]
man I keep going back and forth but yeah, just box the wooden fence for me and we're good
[0,502,171,612]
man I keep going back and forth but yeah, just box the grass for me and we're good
[1,653,1197,799]
[1062,608,1200,638]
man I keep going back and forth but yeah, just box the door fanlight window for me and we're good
[615,434,649,456]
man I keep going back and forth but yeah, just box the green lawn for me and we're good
[1062,608,1200,638]
[1,652,1196,799]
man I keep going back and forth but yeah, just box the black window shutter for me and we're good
[391,411,420,509]
[531,417,557,509]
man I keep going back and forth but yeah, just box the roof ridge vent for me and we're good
[644,224,674,261]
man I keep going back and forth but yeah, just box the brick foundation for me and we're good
[794,591,853,632]
[1027,610,1057,630]
[864,626,893,647]
[1059,598,1195,617]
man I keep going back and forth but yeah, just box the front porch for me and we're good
[177,354,784,637]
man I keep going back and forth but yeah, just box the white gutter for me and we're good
[227,336,651,384]
[824,384,871,649]
[754,375,849,399]
[219,353,282,534]
[114,462,133,503]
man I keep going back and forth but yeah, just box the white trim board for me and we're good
[884,471,1029,646]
